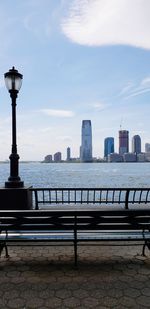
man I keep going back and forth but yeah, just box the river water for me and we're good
[0,162,150,188]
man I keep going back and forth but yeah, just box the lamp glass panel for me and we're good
[5,76,12,91]
[15,76,22,91]
[4,75,22,91]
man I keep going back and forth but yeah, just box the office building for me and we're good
[66,147,71,161]
[119,130,129,155]
[104,137,114,159]
[108,153,123,162]
[137,153,146,162]
[145,143,150,153]
[54,152,61,162]
[81,120,92,162]
[132,135,141,154]
[123,153,136,162]
[44,155,52,163]
[145,153,150,162]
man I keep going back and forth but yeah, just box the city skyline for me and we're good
[43,121,150,162]
[0,1,150,160]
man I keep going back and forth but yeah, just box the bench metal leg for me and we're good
[142,243,146,256]
[74,229,78,268]
[142,240,150,257]
[0,242,9,258]
[5,243,9,258]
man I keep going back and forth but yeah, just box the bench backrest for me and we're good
[30,188,150,210]
[1,209,150,231]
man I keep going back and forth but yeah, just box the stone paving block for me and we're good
[25,296,44,308]
[102,296,121,307]
[4,289,20,299]
[55,289,72,299]
[82,296,99,307]
[63,296,81,308]
[73,288,89,299]
[136,295,150,307]
[107,288,123,298]
[141,287,150,296]
[120,296,138,308]
[45,297,62,308]
[124,287,141,298]
[7,297,26,309]
[39,289,55,299]
[127,280,145,290]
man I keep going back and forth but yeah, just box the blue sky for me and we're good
[1,0,150,160]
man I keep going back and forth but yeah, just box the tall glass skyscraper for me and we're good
[66,147,71,161]
[119,130,129,154]
[104,137,114,158]
[81,120,92,162]
[132,135,141,154]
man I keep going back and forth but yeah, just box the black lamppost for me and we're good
[4,66,24,188]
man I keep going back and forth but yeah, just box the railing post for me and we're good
[125,189,130,209]
[34,190,38,210]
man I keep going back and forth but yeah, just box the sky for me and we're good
[1,0,150,161]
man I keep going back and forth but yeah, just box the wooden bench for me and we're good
[30,188,150,210]
[0,208,150,266]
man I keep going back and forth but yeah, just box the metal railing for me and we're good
[30,188,150,210]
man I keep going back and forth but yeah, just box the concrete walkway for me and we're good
[0,242,150,308]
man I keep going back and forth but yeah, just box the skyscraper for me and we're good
[66,147,71,161]
[132,135,141,154]
[54,152,61,162]
[81,120,92,162]
[119,130,129,154]
[104,137,114,158]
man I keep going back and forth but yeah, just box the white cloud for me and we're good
[122,76,150,99]
[119,82,134,96]
[141,77,150,87]
[40,108,75,117]
[90,102,110,111]
[62,0,150,50]
[118,76,150,100]
[125,87,150,99]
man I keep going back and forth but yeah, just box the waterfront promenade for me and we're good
[0,242,150,308]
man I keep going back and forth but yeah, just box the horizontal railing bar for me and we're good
[30,187,150,191]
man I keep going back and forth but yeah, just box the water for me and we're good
[0,162,150,188]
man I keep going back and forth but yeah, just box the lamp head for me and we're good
[4,66,23,92]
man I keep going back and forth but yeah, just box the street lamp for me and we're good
[4,66,24,188]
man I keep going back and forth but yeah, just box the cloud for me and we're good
[141,77,150,87]
[125,88,150,99]
[62,0,150,50]
[40,109,75,117]
[119,82,134,96]
[90,102,110,111]
[120,76,150,99]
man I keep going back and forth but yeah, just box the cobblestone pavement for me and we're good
[0,242,150,308]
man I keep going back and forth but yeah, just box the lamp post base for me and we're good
[0,187,32,210]
[5,180,24,188]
